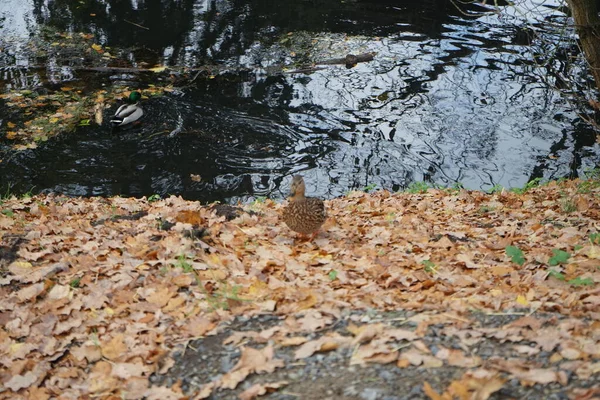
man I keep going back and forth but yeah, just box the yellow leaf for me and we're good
[60,86,73,92]
[13,261,33,269]
[91,43,103,52]
[7,121,16,128]
[49,117,59,124]
[516,295,529,306]
[588,245,600,259]
[248,280,269,297]
[148,66,167,73]
[6,131,18,139]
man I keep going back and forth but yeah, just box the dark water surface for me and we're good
[1,0,599,203]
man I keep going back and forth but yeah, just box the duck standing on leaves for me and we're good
[282,175,327,240]
[111,91,144,127]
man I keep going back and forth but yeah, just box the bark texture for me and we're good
[566,0,600,90]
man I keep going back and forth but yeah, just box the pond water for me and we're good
[1,0,599,203]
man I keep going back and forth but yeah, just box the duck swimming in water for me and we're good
[111,91,144,126]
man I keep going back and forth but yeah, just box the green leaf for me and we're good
[548,269,565,281]
[1,209,14,217]
[328,270,338,281]
[567,277,594,286]
[421,260,436,273]
[590,233,600,245]
[175,255,193,272]
[549,249,570,266]
[363,183,377,193]
[505,245,525,266]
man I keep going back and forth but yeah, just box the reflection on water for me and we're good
[0,0,599,203]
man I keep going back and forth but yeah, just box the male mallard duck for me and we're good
[282,175,327,240]
[110,91,144,126]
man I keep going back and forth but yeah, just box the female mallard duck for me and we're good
[110,91,144,126]
[282,175,327,240]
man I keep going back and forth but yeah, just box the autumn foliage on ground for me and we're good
[0,179,599,399]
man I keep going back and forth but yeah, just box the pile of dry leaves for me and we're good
[0,179,599,399]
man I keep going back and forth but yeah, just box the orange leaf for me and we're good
[423,381,443,400]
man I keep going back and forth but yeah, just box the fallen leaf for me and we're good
[238,381,289,400]
[101,334,127,360]
[423,381,444,400]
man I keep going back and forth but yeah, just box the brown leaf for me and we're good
[436,348,481,368]
[146,287,176,307]
[16,282,45,302]
[350,323,385,344]
[48,284,70,300]
[279,336,309,347]
[483,237,513,250]
[175,209,205,225]
[514,368,561,384]
[28,387,51,400]
[423,381,444,400]
[182,315,216,337]
[5,371,39,391]
[111,361,148,379]
[399,347,443,368]
[101,334,127,360]
[351,343,398,365]
[471,376,505,400]
[220,346,284,390]
[143,385,185,400]
[294,335,347,359]
[570,387,600,400]
[71,343,102,362]
[238,381,289,400]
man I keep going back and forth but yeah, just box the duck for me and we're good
[110,91,144,126]
[282,175,327,240]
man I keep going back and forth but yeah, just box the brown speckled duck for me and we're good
[282,175,327,240]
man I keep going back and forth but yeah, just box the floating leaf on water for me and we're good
[149,66,168,73]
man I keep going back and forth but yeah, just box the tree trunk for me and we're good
[565,0,600,90]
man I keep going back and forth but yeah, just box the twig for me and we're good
[484,312,529,316]
[124,19,149,30]
[442,313,472,323]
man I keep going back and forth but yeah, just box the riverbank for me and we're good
[1,178,599,399]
